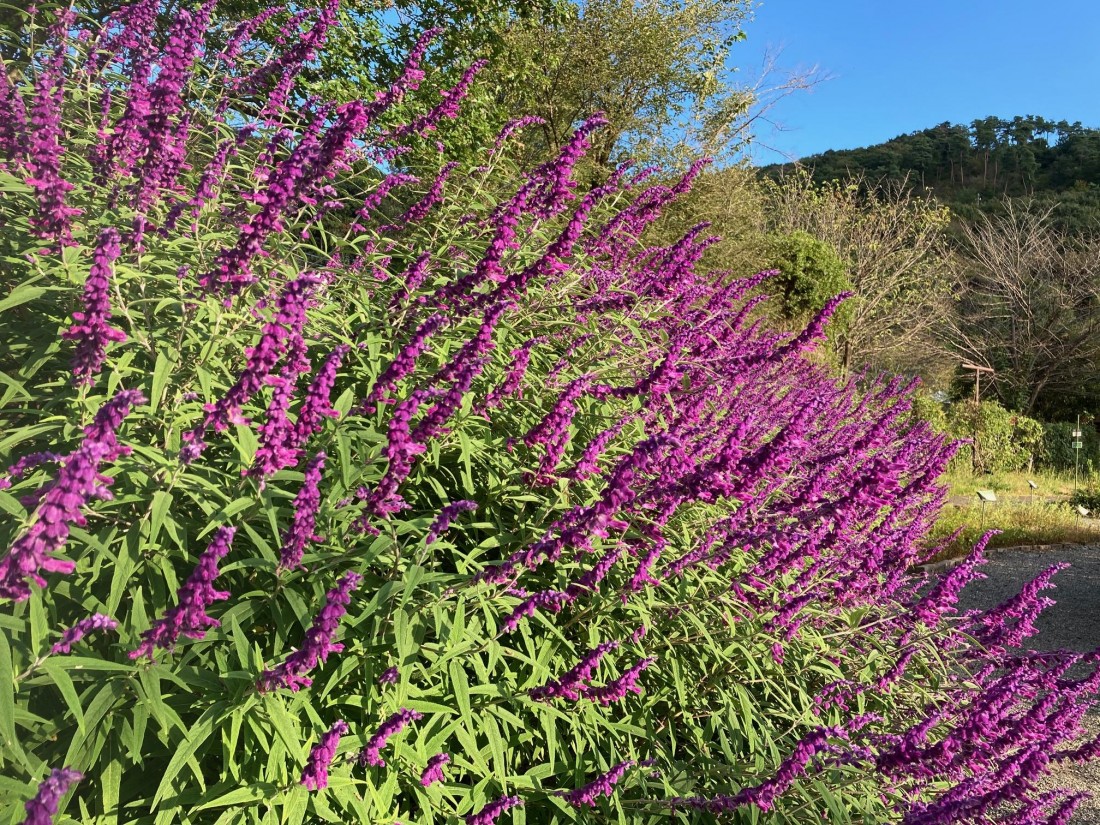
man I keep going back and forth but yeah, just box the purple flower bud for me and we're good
[301,719,349,791]
[581,657,655,706]
[420,752,450,786]
[557,759,634,807]
[130,527,235,661]
[278,452,326,571]
[359,708,423,767]
[257,571,360,692]
[465,795,522,825]
[62,229,126,385]
[378,666,399,685]
[426,500,477,545]
[0,389,143,601]
[20,767,82,825]
[52,613,118,654]
[531,641,618,702]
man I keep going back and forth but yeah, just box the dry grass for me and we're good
[926,500,1098,563]
[940,468,1085,500]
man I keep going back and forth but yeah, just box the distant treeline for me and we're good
[763,116,1100,233]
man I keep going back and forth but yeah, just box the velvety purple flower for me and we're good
[483,339,539,410]
[581,657,655,705]
[531,641,619,701]
[426,501,478,545]
[492,115,545,153]
[0,389,143,601]
[0,452,62,490]
[358,708,423,767]
[361,315,445,413]
[557,759,634,807]
[394,162,457,226]
[0,65,28,164]
[387,61,486,139]
[292,345,349,450]
[301,720,349,791]
[20,767,82,825]
[499,590,573,635]
[62,228,127,385]
[24,11,81,249]
[278,452,326,571]
[130,527,235,661]
[465,795,522,825]
[52,613,118,654]
[378,666,399,685]
[256,571,361,692]
[420,752,450,786]
[182,273,318,462]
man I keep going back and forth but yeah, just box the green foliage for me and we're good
[496,0,754,170]
[764,230,850,322]
[945,401,1043,474]
[1040,421,1100,474]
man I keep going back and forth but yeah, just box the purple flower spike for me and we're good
[358,708,423,767]
[558,759,635,807]
[426,500,477,545]
[256,571,361,692]
[378,666,399,685]
[465,795,522,825]
[62,228,127,385]
[52,613,118,654]
[21,766,82,825]
[130,527,235,661]
[0,389,143,602]
[581,657,655,706]
[301,720,349,791]
[420,752,450,787]
[278,452,326,571]
[531,641,619,702]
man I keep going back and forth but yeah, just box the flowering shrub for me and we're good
[1,4,1099,824]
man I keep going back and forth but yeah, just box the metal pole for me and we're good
[1076,415,1082,494]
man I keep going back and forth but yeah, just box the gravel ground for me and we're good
[953,545,1100,824]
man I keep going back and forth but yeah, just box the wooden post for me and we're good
[961,362,994,403]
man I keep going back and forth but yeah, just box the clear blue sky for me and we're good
[738,0,1100,165]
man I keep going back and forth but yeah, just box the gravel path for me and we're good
[953,545,1100,823]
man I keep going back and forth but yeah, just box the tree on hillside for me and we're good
[764,171,956,378]
[945,203,1100,416]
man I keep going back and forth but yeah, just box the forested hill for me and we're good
[761,116,1100,231]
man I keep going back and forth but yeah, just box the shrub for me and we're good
[0,4,1097,825]
[1040,420,1100,475]
[946,400,1044,474]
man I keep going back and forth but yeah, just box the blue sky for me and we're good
[737,0,1100,164]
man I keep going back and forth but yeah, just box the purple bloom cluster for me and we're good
[465,795,522,825]
[378,666,399,686]
[278,452,326,571]
[130,526,235,661]
[426,500,478,545]
[24,11,81,249]
[21,767,82,825]
[359,708,423,767]
[52,613,118,654]
[182,273,318,462]
[256,571,360,692]
[557,759,634,807]
[531,641,619,702]
[420,752,450,786]
[301,719,349,791]
[581,657,655,706]
[0,389,143,601]
[63,228,127,384]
